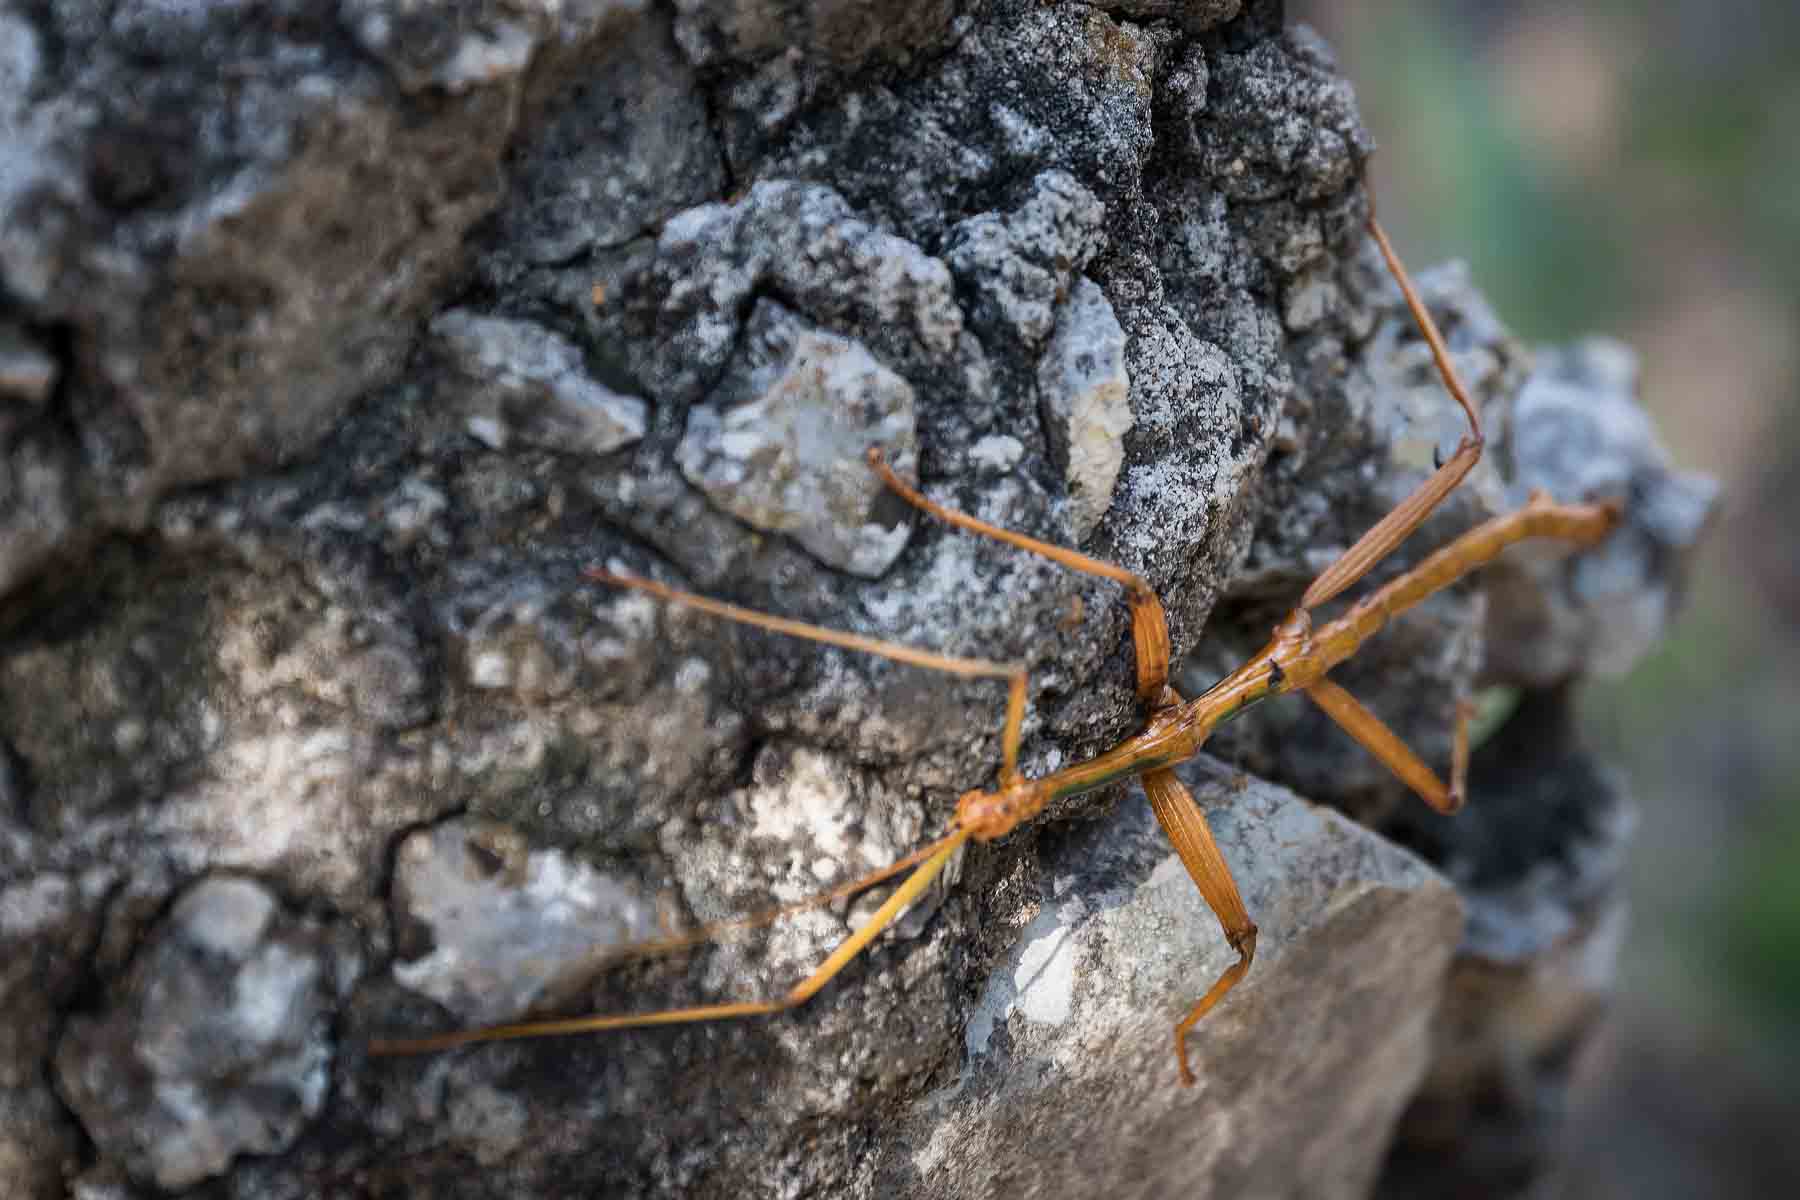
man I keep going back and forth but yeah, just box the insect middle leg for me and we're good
[1286,216,1505,818]
[1297,491,1620,817]
[866,449,1173,707]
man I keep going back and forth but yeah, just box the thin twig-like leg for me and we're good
[370,832,971,1055]
[1301,217,1487,610]
[1312,492,1621,663]
[586,569,1030,780]
[1141,767,1256,1087]
[374,564,1041,1058]
[1303,679,1474,814]
[869,450,1174,705]
[1294,492,1617,816]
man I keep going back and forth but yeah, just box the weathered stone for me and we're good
[0,0,519,594]
[483,8,724,269]
[943,169,1108,350]
[671,0,959,70]
[1379,689,1639,1197]
[389,818,665,1025]
[0,5,1709,1198]
[432,308,649,457]
[0,871,103,1090]
[725,5,1154,232]
[0,1080,80,1200]
[678,301,919,577]
[1187,26,1374,207]
[618,178,992,405]
[1486,337,1720,684]
[875,757,1464,1199]
[53,877,341,1191]
[0,320,56,417]
[1037,277,1133,540]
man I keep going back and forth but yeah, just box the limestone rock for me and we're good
[52,877,343,1191]
[678,301,919,577]
[0,5,1706,1197]
[880,758,1464,1200]
[1484,338,1720,684]
[1037,277,1133,540]
[432,309,649,458]
[388,818,666,1026]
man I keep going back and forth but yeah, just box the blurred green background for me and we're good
[1291,1,1800,1194]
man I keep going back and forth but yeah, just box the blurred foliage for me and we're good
[1721,796,1800,1053]
[1309,0,1632,336]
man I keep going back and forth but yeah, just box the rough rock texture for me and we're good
[1037,275,1134,539]
[877,758,1463,1200]
[53,877,349,1191]
[1187,272,1715,823]
[675,299,921,577]
[1377,686,1637,1199]
[0,2,1708,1198]
[0,0,523,596]
[431,308,651,459]
[388,818,667,1026]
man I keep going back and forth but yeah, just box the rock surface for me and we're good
[53,877,346,1191]
[879,758,1463,1200]
[0,3,1708,1198]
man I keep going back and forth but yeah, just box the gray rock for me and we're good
[1108,0,1244,32]
[339,0,648,95]
[390,818,665,1025]
[0,739,23,826]
[432,308,649,457]
[0,0,518,596]
[1037,277,1133,540]
[53,877,341,1190]
[1378,688,1640,1197]
[744,4,1158,240]
[0,5,1709,1198]
[944,169,1109,349]
[621,178,992,406]
[874,757,1463,1199]
[1187,26,1373,207]
[968,434,1027,473]
[0,1079,80,1200]
[0,320,56,427]
[483,6,723,268]
[672,0,959,69]
[654,742,935,985]
[0,870,102,1089]
[1486,337,1720,684]
[678,300,919,577]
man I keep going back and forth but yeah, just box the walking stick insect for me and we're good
[371,216,1622,1086]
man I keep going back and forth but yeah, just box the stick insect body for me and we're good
[371,217,1622,1085]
